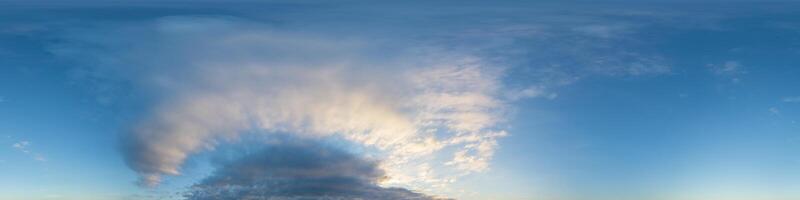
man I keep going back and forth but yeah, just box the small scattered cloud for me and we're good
[708,61,745,75]
[12,140,46,162]
[33,154,47,162]
[506,86,558,101]
[12,141,30,153]
[707,61,746,83]
[769,107,781,115]
[783,96,800,103]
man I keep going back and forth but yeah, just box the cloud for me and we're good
[706,61,746,83]
[53,16,510,191]
[769,107,780,115]
[505,86,558,101]
[185,137,447,200]
[12,141,30,153]
[708,61,745,75]
[783,97,800,103]
[44,3,684,196]
[12,140,46,162]
[571,23,636,39]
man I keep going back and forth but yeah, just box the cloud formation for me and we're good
[783,97,800,103]
[185,137,446,200]
[11,140,46,162]
[53,16,510,191]
[709,61,745,75]
[45,3,683,196]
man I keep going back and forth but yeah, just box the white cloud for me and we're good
[707,61,746,83]
[11,140,46,162]
[769,107,780,115]
[45,4,689,195]
[506,86,558,101]
[55,17,510,192]
[12,141,30,152]
[783,96,800,103]
[709,61,745,75]
[34,154,47,162]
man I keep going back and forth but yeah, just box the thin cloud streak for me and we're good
[783,97,800,103]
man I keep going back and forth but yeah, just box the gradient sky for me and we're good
[2,1,800,200]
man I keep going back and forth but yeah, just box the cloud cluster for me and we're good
[53,16,510,192]
[185,138,447,200]
[46,3,685,196]
[11,140,46,162]
[706,61,746,83]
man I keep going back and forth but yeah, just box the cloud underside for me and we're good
[186,138,446,200]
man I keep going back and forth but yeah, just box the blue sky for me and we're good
[1,1,800,200]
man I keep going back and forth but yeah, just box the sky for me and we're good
[1,1,800,200]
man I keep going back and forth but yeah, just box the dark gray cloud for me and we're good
[184,138,447,200]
